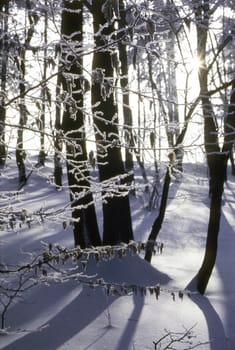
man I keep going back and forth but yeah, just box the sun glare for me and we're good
[190,56,204,72]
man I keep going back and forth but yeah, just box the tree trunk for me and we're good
[61,0,101,247]
[147,52,159,173]
[192,1,234,294]
[15,1,38,185]
[91,1,134,245]
[145,166,171,263]
[54,72,63,188]
[193,5,219,294]
[197,154,226,294]
[38,1,48,166]
[118,0,134,175]
[15,51,27,185]
[0,1,9,166]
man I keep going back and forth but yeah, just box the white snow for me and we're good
[0,158,235,350]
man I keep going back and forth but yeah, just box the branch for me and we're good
[4,70,59,108]
[207,34,232,72]
[208,79,234,97]
[83,0,92,12]
[153,324,210,350]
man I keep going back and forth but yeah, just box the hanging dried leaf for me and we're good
[178,291,184,300]
[35,100,41,110]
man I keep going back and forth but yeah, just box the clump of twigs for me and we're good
[152,324,209,349]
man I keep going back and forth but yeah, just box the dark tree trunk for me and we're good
[145,165,171,263]
[61,0,101,248]
[54,65,63,188]
[15,52,27,185]
[192,1,235,294]
[197,154,226,294]
[15,1,37,185]
[91,1,134,245]
[147,52,159,173]
[118,0,134,176]
[65,150,101,247]
[223,80,235,160]
[38,2,48,167]
[195,90,233,294]
[0,1,9,166]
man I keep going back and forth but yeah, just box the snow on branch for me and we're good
[0,241,192,303]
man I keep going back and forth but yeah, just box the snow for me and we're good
[0,158,235,350]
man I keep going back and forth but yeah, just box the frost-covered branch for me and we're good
[153,324,209,350]
[0,271,38,329]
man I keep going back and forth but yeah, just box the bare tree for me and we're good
[189,0,235,294]
[118,0,135,176]
[15,1,39,186]
[37,0,49,166]
[91,0,134,245]
[0,0,9,166]
[60,0,101,247]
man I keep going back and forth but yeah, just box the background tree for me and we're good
[15,0,39,186]
[37,0,49,167]
[0,0,9,166]
[117,0,135,177]
[1,1,235,298]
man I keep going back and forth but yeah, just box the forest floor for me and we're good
[0,157,235,350]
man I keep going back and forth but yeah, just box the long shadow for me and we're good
[2,255,170,350]
[130,175,183,242]
[189,294,228,350]
[2,285,117,350]
[114,295,144,350]
[214,207,235,349]
[186,208,235,350]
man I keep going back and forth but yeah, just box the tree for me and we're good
[15,0,39,186]
[0,0,9,166]
[1,1,235,283]
[145,164,171,263]
[117,0,135,176]
[37,0,49,167]
[53,65,63,188]
[60,0,101,247]
[189,0,235,294]
[91,0,134,245]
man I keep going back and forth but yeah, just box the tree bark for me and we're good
[54,71,63,188]
[61,0,101,247]
[15,0,37,185]
[38,1,48,166]
[197,154,226,294]
[118,0,134,175]
[15,48,27,185]
[91,1,134,245]
[145,165,171,263]
[0,1,9,166]
[192,1,234,294]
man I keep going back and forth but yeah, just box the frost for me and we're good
[92,68,105,85]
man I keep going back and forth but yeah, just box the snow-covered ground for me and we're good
[0,158,235,350]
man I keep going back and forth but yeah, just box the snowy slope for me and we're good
[0,158,235,350]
